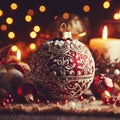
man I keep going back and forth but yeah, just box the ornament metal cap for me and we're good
[62,31,72,39]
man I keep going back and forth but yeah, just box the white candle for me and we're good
[90,25,120,63]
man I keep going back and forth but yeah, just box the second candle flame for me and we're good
[102,25,108,39]
[16,49,21,61]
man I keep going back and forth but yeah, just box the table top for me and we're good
[0,100,120,120]
[0,112,120,120]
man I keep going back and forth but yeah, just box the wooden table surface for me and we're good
[0,98,120,120]
[0,113,120,120]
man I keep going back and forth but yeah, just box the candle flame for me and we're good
[102,25,108,39]
[16,49,21,61]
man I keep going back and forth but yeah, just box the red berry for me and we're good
[109,97,116,104]
[8,94,12,98]
[54,101,59,105]
[78,96,84,101]
[102,98,110,104]
[45,100,50,104]
[10,98,14,103]
[35,98,40,103]
[1,102,7,107]
[62,99,68,104]
[1,98,8,107]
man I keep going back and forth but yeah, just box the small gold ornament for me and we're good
[101,90,111,99]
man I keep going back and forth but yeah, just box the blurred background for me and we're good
[0,0,120,60]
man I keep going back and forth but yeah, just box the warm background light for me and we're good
[0,9,3,17]
[63,12,70,20]
[0,0,119,62]
[33,25,40,32]
[0,24,7,31]
[30,31,37,38]
[25,15,32,22]
[27,9,34,16]
[39,5,46,12]
[11,45,18,52]
[83,5,91,12]
[8,31,15,39]
[113,11,120,20]
[29,43,36,50]
[103,1,110,9]
[6,17,13,24]
[10,3,18,10]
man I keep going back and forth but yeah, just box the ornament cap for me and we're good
[62,31,72,39]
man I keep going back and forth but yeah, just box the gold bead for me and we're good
[89,96,96,102]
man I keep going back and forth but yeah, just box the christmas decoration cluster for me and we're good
[0,15,120,115]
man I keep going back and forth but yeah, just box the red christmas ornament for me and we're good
[90,74,114,99]
[17,82,37,103]
[30,31,95,100]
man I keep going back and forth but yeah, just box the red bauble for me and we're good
[30,35,95,99]
[17,82,37,103]
[90,74,114,99]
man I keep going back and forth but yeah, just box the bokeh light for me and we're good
[8,31,15,39]
[83,5,91,12]
[113,13,119,20]
[39,5,46,12]
[33,25,40,32]
[6,17,13,24]
[0,9,3,17]
[29,43,36,50]
[30,31,37,38]
[103,1,110,9]
[63,12,70,20]
[11,45,18,52]
[25,15,32,22]
[0,24,7,31]
[27,9,34,16]
[10,3,18,10]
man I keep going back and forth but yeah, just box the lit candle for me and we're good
[16,49,21,61]
[90,25,120,62]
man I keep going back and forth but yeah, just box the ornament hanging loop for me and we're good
[60,23,67,32]
[60,23,72,39]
